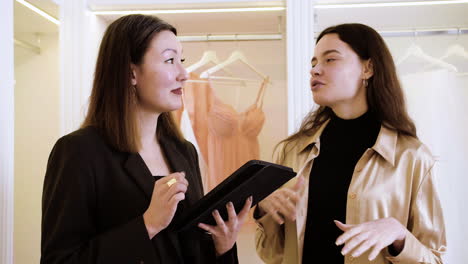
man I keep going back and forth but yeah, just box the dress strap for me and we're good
[254,76,269,109]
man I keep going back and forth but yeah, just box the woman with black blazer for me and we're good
[41,14,252,264]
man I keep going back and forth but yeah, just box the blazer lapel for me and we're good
[124,153,154,201]
[124,136,202,263]
[159,138,194,263]
[160,138,198,205]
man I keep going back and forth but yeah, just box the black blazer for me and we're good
[41,126,237,264]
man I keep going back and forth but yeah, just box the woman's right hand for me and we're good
[143,172,188,239]
[257,176,304,224]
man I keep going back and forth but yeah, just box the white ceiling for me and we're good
[88,0,285,10]
[95,1,468,36]
[13,0,468,40]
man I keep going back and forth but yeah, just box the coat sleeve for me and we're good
[254,142,288,264]
[254,212,286,264]
[41,135,157,264]
[385,162,447,264]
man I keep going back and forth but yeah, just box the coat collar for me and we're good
[297,120,397,166]
[371,125,397,166]
[297,120,330,153]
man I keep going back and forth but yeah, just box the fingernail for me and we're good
[228,202,233,208]
[249,196,253,202]
[181,171,185,176]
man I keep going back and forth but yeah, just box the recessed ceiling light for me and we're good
[15,0,60,25]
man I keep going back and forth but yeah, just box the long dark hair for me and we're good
[81,14,184,153]
[277,23,416,161]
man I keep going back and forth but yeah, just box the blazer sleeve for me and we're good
[185,142,239,264]
[254,143,288,264]
[41,135,157,264]
[384,162,447,264]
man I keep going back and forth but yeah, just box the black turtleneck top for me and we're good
[301,110,381,264]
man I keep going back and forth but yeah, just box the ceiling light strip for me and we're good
[92,7,285,15]
[15,0,60,25]
[315,0,468,9]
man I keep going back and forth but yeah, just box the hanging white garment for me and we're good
[400,69,455,156]
[180,108,209,194]
[400,69,467,264]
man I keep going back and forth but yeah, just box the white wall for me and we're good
[14,33,60,264]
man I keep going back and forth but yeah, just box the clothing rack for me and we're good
[378,28,468,37]
[313,28,468,39]
[181,28,467,42]
[178,33,282,42]
[14,38,41,54]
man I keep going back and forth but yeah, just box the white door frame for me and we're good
[286,0,315,134]
[0,0,15,263]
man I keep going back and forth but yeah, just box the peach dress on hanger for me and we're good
[205,79,268,191]
[174,73,212,193]
[177,74,268,192]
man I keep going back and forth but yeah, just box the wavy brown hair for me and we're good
[81,14,184,153]
[276,23,417,162]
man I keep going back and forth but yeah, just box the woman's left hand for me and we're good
[335,218,407,261]
[198,196,253,256]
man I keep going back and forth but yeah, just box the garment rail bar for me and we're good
[177,33,282,42]
[379,28,468,37]
[14,38,41,54]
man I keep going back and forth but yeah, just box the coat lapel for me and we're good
[160,138,199,206]
[123,136,199,205]
[159,137,196,263]
[123,133,204,263]
[124,152,154,201]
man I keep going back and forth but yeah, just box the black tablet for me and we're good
[172,160,296,232]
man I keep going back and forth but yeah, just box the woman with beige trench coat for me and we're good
[255,23,446,264]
